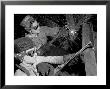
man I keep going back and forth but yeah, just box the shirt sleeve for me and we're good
[35,56,64,64]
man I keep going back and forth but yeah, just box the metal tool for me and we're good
[54,41,93,75]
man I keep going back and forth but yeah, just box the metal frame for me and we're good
[1,0,109,88]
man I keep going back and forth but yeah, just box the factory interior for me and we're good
[14,14,97,76]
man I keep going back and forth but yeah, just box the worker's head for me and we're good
[20,15,40,34]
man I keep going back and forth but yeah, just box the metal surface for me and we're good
[54,41,93,75]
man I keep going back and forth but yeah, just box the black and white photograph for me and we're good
[14,14,97,76]
[2,1,107,85]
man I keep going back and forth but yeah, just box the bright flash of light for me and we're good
[70,30,77,35]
